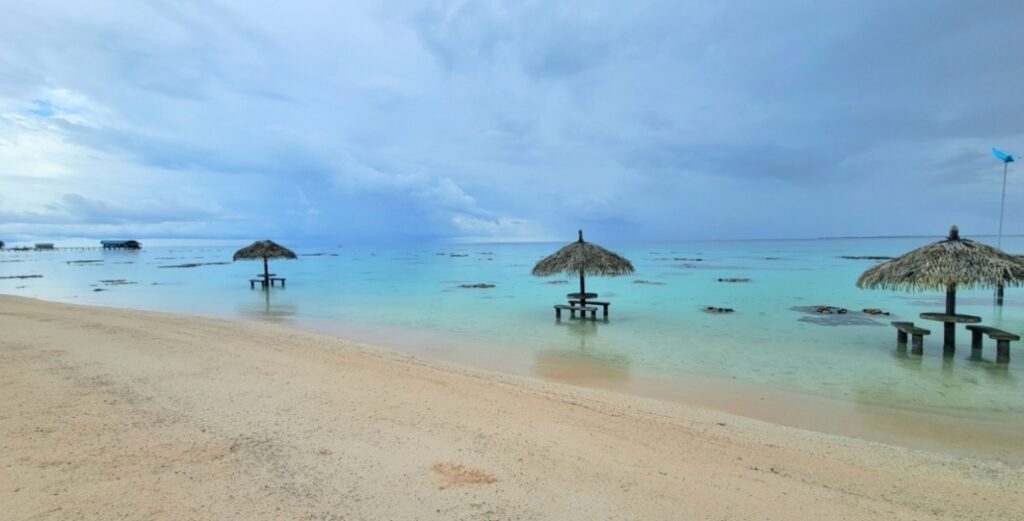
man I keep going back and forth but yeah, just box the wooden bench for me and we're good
[892,321,930,355]
[554,304,597,320]
[568,299,610,318]
[966,325,1019,363]
[249,277,286,288]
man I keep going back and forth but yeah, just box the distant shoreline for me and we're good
[5,233,1024,249]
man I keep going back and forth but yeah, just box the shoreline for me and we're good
[7,293,1024,462]
[2,294,1023,519]
[292,314,1024,463]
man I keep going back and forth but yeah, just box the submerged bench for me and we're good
[249,277,287,288]
[554,304,597,320]
[966,325,1019,363]
[568,299,610,318]
[892,321,930,355]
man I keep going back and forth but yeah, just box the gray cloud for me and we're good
[0,194,221,225]
[1,0,1022,242]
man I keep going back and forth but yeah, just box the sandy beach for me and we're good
[1,295,1021,520]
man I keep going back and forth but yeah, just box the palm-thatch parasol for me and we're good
[532,230,634,306]
[857,226,1024,351]
[233,240,297,286]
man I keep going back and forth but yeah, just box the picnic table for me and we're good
[565,292,612,318]
[919,312,981,354]
[249,273,286,288]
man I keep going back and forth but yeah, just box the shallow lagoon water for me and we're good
[2,237,1022,424]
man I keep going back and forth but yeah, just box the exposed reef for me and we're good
[158,262,231,269]
[703,306,735,314]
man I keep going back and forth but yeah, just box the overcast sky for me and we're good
[2,0,1022,244]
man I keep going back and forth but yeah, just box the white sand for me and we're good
[1,295,1021,520]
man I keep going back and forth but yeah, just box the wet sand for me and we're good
[299,317,1024,463]
[2,295,1022,520]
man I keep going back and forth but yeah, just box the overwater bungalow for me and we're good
[34,243,54,250]
[101,240,142,250]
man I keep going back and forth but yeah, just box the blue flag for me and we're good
[993,147,1016,162]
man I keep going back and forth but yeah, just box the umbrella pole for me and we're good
[944,285,956,355]
[578,231,586,307]
[263,256,270,289]
[579,269,586,307]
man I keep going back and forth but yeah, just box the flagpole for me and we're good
[999,159,1008,249]
[996,158,1010,305]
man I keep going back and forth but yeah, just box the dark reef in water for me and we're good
[703,306,735,314]
[158,262,231,269]
[100,279,136,286]
[790,306,887,326]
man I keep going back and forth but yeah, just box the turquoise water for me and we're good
[2,237,1022,420]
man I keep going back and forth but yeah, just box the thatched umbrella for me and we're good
[233,240,297,286]
[857,226,1024,351]
[532,230,634,306]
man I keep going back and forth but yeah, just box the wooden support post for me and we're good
[970,330,983,356]
[943,286,956,355]
[997,340,1010,364]
[911,334,924,355]
[555,307,562,319]
[943,322,955,356]
[896,330,908,345]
